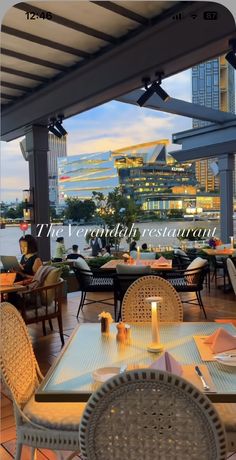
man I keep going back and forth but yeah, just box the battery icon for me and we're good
[203,11,218,20]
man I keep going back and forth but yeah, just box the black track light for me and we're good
[225,39,236,69]
[48,124,63,138]
[137,82,156,106]
[55,120,68,136]
[137,74,170,107]
[155,82,170,102]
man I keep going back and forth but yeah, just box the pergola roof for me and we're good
[1,1,236,141]
[1,1,181,108]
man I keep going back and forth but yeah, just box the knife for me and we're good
[195,366,210,391]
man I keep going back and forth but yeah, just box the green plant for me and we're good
[177,227,206,241]
[155,251,174,259]
[86,256,119,270]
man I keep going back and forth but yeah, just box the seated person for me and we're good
[141,243,148,251]
[101,245,112,258]
[67,244,85,260]
[129,241,137,252]
[15,234,42,281]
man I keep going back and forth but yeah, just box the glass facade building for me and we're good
[58,141,198,212]
[192,56,235,193]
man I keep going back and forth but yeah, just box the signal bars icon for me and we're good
[172,12,182,21]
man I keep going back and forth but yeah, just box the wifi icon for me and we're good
[191,13,198,19]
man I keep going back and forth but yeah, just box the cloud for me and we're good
[1,138,29,202]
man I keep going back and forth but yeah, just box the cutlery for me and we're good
[195,366,210,391]
[215,354,236,359]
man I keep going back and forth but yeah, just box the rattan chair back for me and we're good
[121,275,183,322]
[0,302,39,405]
[227,258,236,296]
[79,369,227,460]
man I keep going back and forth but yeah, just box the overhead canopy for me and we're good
[1,1,236,141]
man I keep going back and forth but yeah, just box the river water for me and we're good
[1,220,235,258]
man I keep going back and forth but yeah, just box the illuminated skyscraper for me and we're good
[192,56,235,192]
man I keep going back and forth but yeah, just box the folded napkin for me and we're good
[155,256,169,265]
[204,328,236,353]
[149,351,183,376]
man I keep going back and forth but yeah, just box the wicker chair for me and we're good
[20,278,65,345]
[73,259,114,318]
[166,263,209,319]
[227,257,236,296]
[79,369,227,460]
[121,275,183,322]
[0,302,84,460]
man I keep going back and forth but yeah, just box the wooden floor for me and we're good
[1,281,236,459]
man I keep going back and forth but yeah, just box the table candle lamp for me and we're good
[146,296,164,352]
[137,246,140,260]
[230,236,234,249]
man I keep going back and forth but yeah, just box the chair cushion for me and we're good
[186,257,208,271]
[43,268,61,286]
[116,264,151,275]
[74,258,92,274]
[24,304,56,319]
[23,395,85,430]
[174,249,188,257]
[41,268,61,305]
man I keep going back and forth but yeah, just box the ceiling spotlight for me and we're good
[155,82,170,102]
[137,82,156,107]
[55,120,68,136]
[225,39,236,69]
[48,123,63,138]
[137,74,170,107]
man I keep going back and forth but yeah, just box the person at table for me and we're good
[54,237,70,262]
[67,244,85,260]
[141,243,148,251]
[101,245,112,257]
[129,241,137,252]
[13,235,42,282]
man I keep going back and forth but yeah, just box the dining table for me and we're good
[100,259,173,271]
[35,322,236,404]
[202,248,236,256]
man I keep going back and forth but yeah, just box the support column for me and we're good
[25,125,50,260]
[218,153,234,244]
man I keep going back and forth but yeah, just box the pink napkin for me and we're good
[155,256,169,265]
[204,328,236,353]
[149,351,183,376]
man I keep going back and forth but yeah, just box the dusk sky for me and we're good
[1,70,192,202]
[2,66,236,202]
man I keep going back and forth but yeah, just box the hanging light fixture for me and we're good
[225,39,236,69]
[137,73,170,107]
[22,189,34,222]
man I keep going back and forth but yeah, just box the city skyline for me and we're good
[1,67,236,202]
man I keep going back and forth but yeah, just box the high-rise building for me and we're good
[192,56,235,192]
